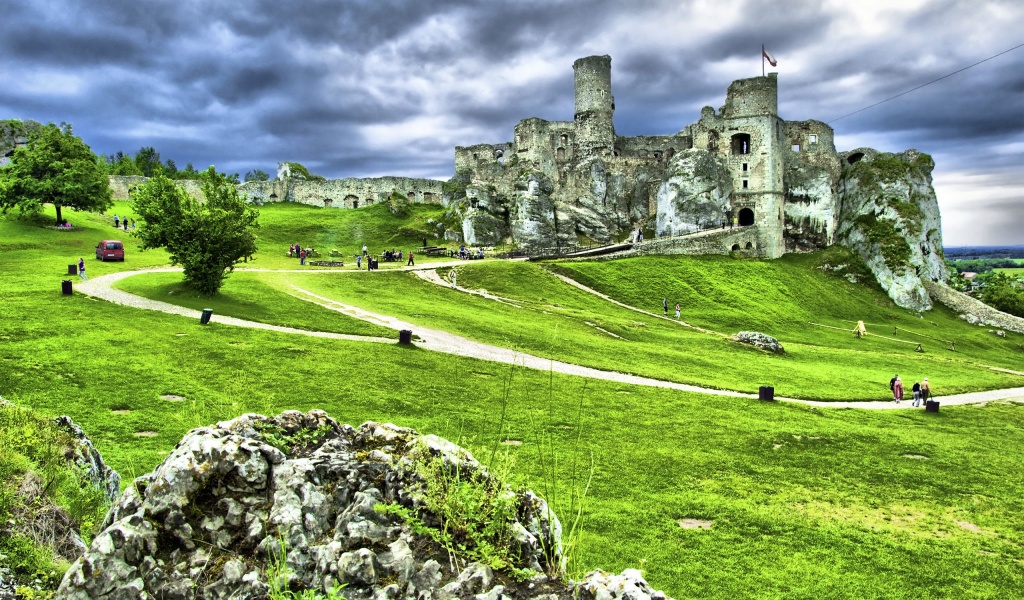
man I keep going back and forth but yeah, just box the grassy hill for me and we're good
[2,202,1024,598]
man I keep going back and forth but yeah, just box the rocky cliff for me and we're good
[836,149,947,311]
[57,411,671,600]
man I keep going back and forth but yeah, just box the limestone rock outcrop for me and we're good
[837,150,947,311]
[656,150,732,237]
[53,416,122,503]
[57,411,672,600]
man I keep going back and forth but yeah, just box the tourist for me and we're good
[449,268,457,288]
[113,214,119,228]
[123,218,128,231]
[674,302,680,319]
[299,249,306,266]
[407,252,414,266]
[892,376,904,404]
[362,244,368,256]
[130,219,136,230]
[423,237,427,248]
[356,254,362,270]
[912,381,922,407]
[78,258,87,281]
[921,378,931,403]
[663,298,668,316]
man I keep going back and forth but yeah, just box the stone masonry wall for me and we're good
[108,175,444,209]
[924,281,1024,334]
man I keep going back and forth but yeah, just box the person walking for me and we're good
[356,255,362,270]
[78,258,87,281]
[407,252,415,266]
[299,249,306,266]
[674,302,681,319]
[362,244,368,256]
[921,378,931,404]
[912,380,922,407]
[663,297,669,316]
[449,268,457,288]
[893,376,904,404]
[113,214,119,228]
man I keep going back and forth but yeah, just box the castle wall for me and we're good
[108,175,444,209]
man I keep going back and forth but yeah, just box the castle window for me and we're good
[738,208,754,226]
[742,163,748,172]
[847,152,864,164]
[324,198,333,207]
[473,153,479,160]
[745,242,754,249]
[742,180,749,189]
[470,198,479,209]
[731,244,741,251]
[731,133,751,155]
[792,144,800,152]
[809,134,818,144]
[557,147,566,160]
[561,134,569,145]
[654,151,662,160]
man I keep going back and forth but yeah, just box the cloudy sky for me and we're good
[2,0,1022,246]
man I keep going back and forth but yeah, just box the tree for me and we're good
[244,169,269,182]
[108,151,143,176]
[979,272,1024,318]
[0,122,112,225]
[134,146,163,177]
[132,168,259,294]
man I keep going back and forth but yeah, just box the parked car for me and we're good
[95,240,125,261]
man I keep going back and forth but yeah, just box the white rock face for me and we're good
[837,150,948,311]
[656,150,733,236]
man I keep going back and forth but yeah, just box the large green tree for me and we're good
[132,168,259,294]
[0,122,112,225]
[980,272,1024,318]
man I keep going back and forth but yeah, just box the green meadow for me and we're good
[3,201,1024,599]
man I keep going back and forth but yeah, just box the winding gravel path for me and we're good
[75,266,1024,409]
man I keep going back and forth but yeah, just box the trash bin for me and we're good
[759,385,775,401]
[925,400,940,413]
[68,264,78,275]
[399,330,413,344]
[61,280,73,295]
[200,308,214,325]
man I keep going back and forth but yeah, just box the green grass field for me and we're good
[3,202,1024,598]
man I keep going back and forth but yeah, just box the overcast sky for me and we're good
[2,0,1022,246]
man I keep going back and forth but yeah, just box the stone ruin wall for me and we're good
[108,175,445,209]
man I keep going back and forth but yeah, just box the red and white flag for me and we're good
[762,47,777,67]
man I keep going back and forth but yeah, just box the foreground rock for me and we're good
[57,411,672,600]
[733,332,785,354]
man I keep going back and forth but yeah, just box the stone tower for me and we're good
[573,55,615,156]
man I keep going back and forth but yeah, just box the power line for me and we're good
[827,41,1024,124]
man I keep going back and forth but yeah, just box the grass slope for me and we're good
[2,204,1024,598]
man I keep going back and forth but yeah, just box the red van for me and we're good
[95,240,125,261]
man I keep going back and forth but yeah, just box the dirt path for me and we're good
[75,267,1024,410]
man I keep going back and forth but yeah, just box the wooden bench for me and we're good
[423,246,448,257]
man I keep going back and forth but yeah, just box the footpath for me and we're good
[75,266,1024,410]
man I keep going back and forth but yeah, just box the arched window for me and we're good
[323,198,333,207]
[557,147,566,160]
[731,244,741,251]
[739,208,755,226]
[731,133,751,155]
[344,194,358,208]
[745,242,754,249]
[847,152,865,165]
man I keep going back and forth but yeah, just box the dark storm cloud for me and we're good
[2,0,1022,243]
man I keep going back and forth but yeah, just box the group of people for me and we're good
[451,244,484,260]
[663,298,681,319]
[889,374,932,406]
[629,227,645,244]
[288,243,317,265]
[112,214,135,231]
